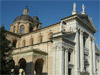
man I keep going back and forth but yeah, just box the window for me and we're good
[30,38,34,45]
[83,36,86,47]
[22,40,26,47]
[29,25,33,32]
[20,25,24,33]
[48,32,53,41]
[40,36,42,43]
[68,52,71,62]
[36,24,39,29]
[13,26,16,33]
[12,40,17,47]
[84,67,86,71]
[39,35,42,43]
[68,68,71,75]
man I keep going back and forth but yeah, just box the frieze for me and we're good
[53,41,74,51]
[66,26,76,32]
[62,42,74,50]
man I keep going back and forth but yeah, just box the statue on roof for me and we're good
[82,4,85,12]
[81,4,86,14]
[73,2,76,11]
[72,2,78,15]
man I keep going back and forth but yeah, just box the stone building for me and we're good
[6,3,100,75]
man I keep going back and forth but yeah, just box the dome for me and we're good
[13,15,34,23]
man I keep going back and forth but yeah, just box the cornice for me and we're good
[21,22,60,36]
[13,49,48,55]
[6,30,21,38]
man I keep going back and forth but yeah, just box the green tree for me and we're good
[0,25,14,74]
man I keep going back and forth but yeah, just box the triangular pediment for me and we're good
[78,14,97,32]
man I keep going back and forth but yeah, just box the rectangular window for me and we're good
[68,68,71,75]
[68,52,71,62]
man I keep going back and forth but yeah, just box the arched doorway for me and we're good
[35,59,44,74]
[18,58,26,74]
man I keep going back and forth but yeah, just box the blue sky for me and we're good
[0,0,100,49]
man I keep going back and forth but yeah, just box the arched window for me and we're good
[22,40,26,47]
[36,24,39,29]
[30,38,34,45]
[39,35,42,43]
[13,26,16,33]
[12,40,17,47]
[20,25,24,33]
[48,32,53,41]
[29,25,33,32]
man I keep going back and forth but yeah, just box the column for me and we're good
[89,36,93,75]
[52,46,56,75]
[65,48,68,75]
[52,46,65,75]
[80,30,84,72]
[59,47,65,75]
[75,27,80,75]
[92,38,96,75]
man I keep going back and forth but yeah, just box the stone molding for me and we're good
[53,41,74,52]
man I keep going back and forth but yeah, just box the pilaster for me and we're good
[89,35,93,75]
[92,37,96,75]
[65,48,69,75]
[52,43,65,75]
[80,30,84,72]
[60,47,65,75]
[75,27,80,75]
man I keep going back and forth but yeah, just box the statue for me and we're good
[73,3,76,11]
[82,4,85,12]
[72,2,77,15]
[81,4,86,14]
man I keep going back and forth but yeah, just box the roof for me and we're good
[13,14,33,23]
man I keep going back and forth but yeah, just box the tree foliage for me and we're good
[0,25,14,74]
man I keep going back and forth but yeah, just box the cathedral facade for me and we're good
[6,3,100,75]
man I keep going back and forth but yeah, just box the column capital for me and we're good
[80,30,84,35]
[76,27,80,32]
[88,35,92,40]
[65,48,69,52]
[62,45,69,51]
[91,37,95,41]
